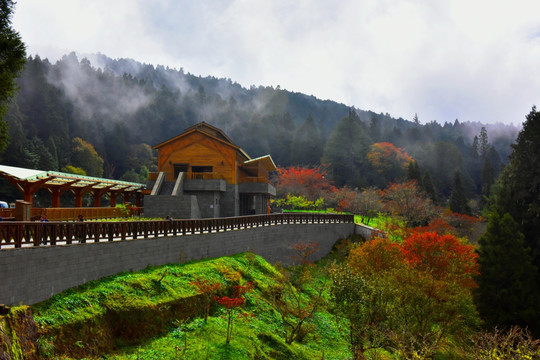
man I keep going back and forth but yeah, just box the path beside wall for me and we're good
[0,222,354,305]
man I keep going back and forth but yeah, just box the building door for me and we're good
[239,194,253,216]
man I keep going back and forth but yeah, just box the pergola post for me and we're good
[107,187,127,208]
[12,178,51,207]
[92,186,114,207]
[47,181,79,208]
[71,184,96,208]
[109,192,118,207]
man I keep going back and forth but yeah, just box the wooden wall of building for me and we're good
[156,132,243,184]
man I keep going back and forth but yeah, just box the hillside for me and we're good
[1,252,349,359]
[0,53,520,205]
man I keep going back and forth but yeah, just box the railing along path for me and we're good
[0,213,354,249]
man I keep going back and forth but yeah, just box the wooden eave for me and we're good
[153,128,251,161]
[241,155,277,172]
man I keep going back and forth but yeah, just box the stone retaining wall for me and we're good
[0,222,355,305]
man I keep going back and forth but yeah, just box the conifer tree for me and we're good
[422,170,437,204]
[407,160,421,183]
[323,109,371,187]
[290,114,323,166]
[0,0,26,151]
[449,170,470,214]
[493,106,540,334]
[475,212,540,333]
[480,157,494,206]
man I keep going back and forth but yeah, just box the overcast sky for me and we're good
[12,0,540,125]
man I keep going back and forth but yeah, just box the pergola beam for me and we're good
[0,165,145,209]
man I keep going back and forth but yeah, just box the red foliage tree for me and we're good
[401,231,479,289]
[274,165,336,201]
[290,242,319,266]
[214,283,254,344]
[190,278,221,321]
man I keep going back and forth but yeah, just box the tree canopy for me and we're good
[0,0,26,151]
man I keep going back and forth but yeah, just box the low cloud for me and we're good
[13,0,540,125]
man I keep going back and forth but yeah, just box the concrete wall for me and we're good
[221,184,239,217]
[143,194,201,219]
[354,223,381,239]
[0,222,354,305]
[193,192,220,218]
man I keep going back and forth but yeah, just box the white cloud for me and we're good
[12,0,540,125]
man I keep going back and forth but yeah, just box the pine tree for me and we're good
[491,106,540,335]
[323,109,371,187]
[0,0,26,151]
[407,160,421,183]
[480,157,494,206]
[496,108,540,250]
[475,212,540,333]
[290,114,323,166]
[449,170,470,214]
[422,170,437,204]
[478,127,489,158]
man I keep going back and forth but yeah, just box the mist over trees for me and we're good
[0,52,520,207]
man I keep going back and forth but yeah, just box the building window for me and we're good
[174,163,189,178]
[192,166,213,173]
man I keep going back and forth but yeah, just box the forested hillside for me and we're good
[0,53,519,206]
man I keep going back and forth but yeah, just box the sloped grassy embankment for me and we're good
[3,252,349,359]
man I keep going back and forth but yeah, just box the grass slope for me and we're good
[31,253,350,359]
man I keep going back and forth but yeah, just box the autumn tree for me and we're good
[270,242,325,344]
[367,142,412,184]
[381,180,436,226]
[214,283,253,345]
[401,231,479,288]
[70,137,104,177]
[332,235,479,359]
[356,187,383,225]
[274,165,336,201]
[324,186,357,212]
[190,278,221,321]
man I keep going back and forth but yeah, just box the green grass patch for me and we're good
[31,253,350,359]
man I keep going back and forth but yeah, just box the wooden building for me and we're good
[144,122,276,218]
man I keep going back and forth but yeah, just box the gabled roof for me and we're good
[182,122,234,144]
[153,122,251,161]
[0,164,145,192]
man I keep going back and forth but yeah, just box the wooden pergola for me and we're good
[0,165,145,207]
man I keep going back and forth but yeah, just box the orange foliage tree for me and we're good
[332,234,479,358]
[367,142,412,183]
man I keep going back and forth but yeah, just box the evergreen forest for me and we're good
[0,53,519,210]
